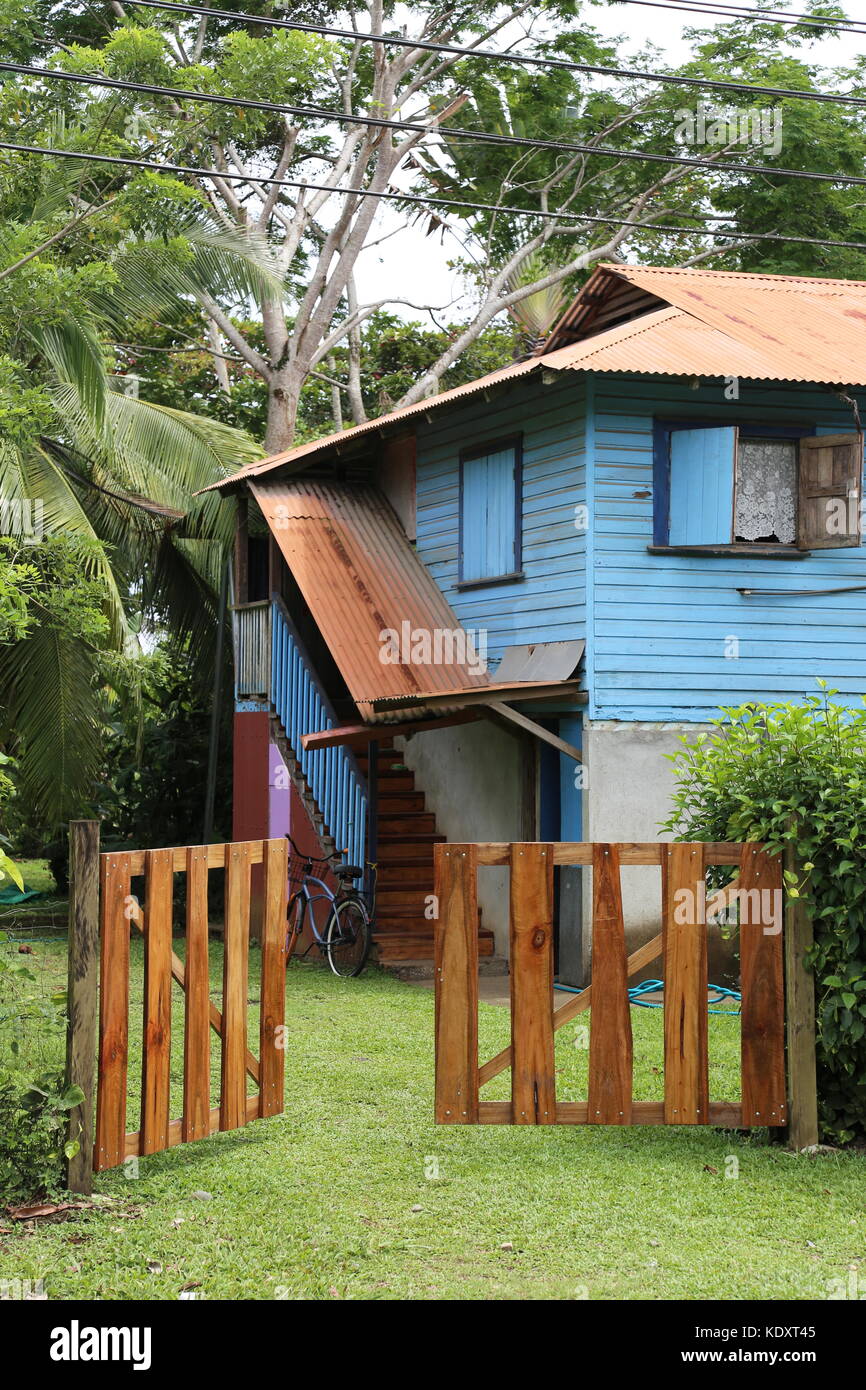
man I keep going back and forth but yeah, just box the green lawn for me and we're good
[1,937,864,1301]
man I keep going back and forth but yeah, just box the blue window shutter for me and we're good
[460,445,517,578]
[669,426,737,545]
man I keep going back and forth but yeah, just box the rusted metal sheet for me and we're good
[561,264,866,386]
[254,480,491,722]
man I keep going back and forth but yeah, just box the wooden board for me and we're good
[433,844,479,1123]
[783,843,818,1150]
[183,845,211,1142]
[140,849,173,1155]
[663,843,709,1123]
[477,1101,747,1126]
[509,843,555,1124]
[739,845,787,1126]
[587,844,633,1123]
[65,821,100,1193]
[473,842,744,866]
[220,840,252,1132]
[259,838,288,1119]
[94,852,132,1172]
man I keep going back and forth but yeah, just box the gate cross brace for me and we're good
[130,915,260,1085]
[477,876,739,1087]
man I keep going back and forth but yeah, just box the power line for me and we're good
[7,60,866,191]
[614,0,866,36]
[5,138,866,252]
[109,0,866,108]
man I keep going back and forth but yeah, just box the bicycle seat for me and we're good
[334,864,363,880]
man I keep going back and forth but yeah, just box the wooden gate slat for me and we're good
[95,852,132,1171]
[434,845,479,1123]
[663,843,709,1123]
[183,845,211,1142]
[739,845,786,1126]
[509,843,555,1124]
[587,843,633,1123]
[259,838,288,1119]
[220,840,252,1132]
[141,849,173,1155]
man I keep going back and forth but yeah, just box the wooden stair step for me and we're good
[377,813,436,835]
[378,774,416,792]
[377,859,435,877]
[376,792,425,813]
[374,934,495,961]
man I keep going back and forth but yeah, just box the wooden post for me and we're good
[783,843,819,1150]
[64,820,100,1193]
[433,845,479,1123]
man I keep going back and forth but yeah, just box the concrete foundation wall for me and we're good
[581,720,735,981]
[397,720,524,957]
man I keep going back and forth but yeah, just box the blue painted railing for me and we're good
[270,595,366,884]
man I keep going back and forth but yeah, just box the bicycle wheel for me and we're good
[286,889,306,962]
[325,895,371,978]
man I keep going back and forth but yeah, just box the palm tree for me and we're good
[0,213,279,828]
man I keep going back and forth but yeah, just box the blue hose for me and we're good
[554,978,741,1015]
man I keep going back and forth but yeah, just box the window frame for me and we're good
[457,432,524,587]
[652,418,814,550]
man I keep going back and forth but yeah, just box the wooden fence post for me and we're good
[783,843,819,1150]
[65,820,100,1193]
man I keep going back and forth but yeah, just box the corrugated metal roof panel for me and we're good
[255,479,491,722]
[208,264,866,492]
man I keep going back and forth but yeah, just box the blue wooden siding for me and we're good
[414,365,866,723]
[668,426,736,544]
[591,372,866,721]
[415,373,587,668]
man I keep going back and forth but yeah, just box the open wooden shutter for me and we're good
[797,433,863,549]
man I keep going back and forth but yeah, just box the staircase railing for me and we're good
[270,594,367,886]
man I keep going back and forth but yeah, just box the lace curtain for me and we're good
[734,438,797,544]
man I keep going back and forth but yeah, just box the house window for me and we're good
[657,423,862,551]
[734,437,797,544]
[458,436,522,584]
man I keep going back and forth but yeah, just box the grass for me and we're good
[0,858,67,932]
[1,937,865,1301]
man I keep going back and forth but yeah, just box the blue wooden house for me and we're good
[211,263,866,977]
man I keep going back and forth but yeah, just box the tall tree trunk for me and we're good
[264,365,304,454]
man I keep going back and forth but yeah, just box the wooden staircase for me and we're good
[356,742,496,964]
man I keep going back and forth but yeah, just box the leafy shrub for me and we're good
[0,932,81,1201]
[663,687,866,1144]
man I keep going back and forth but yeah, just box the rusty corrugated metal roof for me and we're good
[256,479,491,722]
[207,263,866,492]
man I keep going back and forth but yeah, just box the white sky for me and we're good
[351,1,866,324]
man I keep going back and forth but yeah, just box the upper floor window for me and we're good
[656,423,862,551]
[458,435,523,584]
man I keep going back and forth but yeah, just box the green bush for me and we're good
[663,686,866,1145]
[0,932,81,1201]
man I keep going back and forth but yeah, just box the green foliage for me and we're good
[0,930,81,1201]
[97,636,233,850]
[663,686,866,1143]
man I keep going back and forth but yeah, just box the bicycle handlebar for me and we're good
[285,832,344,864]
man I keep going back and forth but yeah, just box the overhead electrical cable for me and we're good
[4,138,866,251]
[89,0,866,109]
[6,61,866,189]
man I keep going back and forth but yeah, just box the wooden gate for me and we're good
[91,836,288,1171]
[433,841,790,1129]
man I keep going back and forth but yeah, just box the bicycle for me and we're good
[284,833,373,978]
